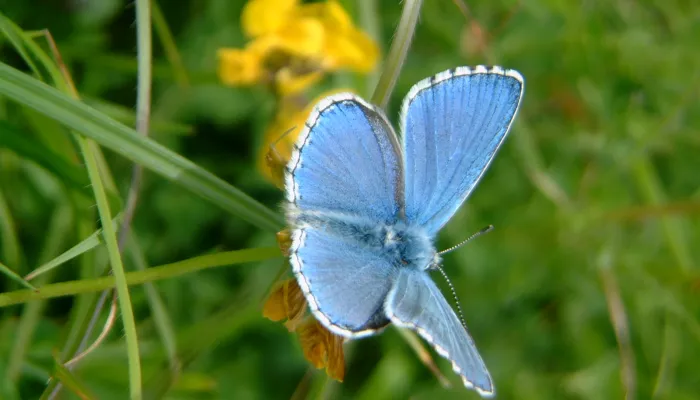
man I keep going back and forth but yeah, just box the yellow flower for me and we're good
[258,89,352,187]
[218,0,378,95]
[263,278,346,381]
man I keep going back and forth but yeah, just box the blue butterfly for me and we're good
[284,66,524,397]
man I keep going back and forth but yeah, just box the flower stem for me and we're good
[371,0,423,110]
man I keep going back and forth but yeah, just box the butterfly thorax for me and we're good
[289,207,438,271]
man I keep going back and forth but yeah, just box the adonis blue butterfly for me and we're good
[284,66,524,397]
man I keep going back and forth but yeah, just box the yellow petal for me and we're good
[282,280,308,331]
[276,229,293,256]
[217,47,263,86]
[242,0,298,37]
[262,280,289,322]
[295,0,379,72]
[325,325,346,382]
[298,319,346,381]
[274,18,325,59]
[298,320,327,369]
[263,278,307,330]
[323,28,379,73]
[296,1,352,33]
[276,69,324,96]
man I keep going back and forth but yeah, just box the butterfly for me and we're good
[284,65,524,397]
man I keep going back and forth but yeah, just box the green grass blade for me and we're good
[632,158,693,273]
[84,97,192,136]
[128,235,179,372]
[0,14,42,78]
[0,188,23,271]
[0,120,88,189]
[0,62,284,232]
[146,298,260,398]
[40,215,101,399]
[0,260,35,290]
[358,0,382,97]
[0,247,281,307]
[78,134,142,399]
[25,215,122,281]
[51,353,97,400]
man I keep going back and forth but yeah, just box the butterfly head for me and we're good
[428,251,443,271]
[379,223,437,272]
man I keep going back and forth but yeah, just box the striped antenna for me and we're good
[435,264,468,330]
[438,224,494,256]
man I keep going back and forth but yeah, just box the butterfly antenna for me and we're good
[438,224,494,256]
[435,265,468,331]
[269,126,297,156]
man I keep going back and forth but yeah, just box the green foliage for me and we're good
[0,0,699,399]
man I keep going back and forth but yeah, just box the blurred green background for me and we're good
[1,0,699,399]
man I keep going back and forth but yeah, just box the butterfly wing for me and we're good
[286,93,403,223]
[401,66,524,235]
[286,94,404,337]
[291,226,397,337]
[385,268,494,397]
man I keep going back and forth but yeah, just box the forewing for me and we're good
[291,226,398,337]
[385,268,494,397]
[402,66,524,235]
[286,93,403,223]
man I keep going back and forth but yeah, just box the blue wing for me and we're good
[401,66,524,235]
[385,268,494,397]
[286,93,403,224]
[290,226,398,337]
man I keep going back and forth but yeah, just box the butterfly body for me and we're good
[290,208,437,272]
[285,66,524,397]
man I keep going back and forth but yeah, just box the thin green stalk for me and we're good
[62,4,154,396]
[0,14,41,78]
[652,313,676,398]
[512,123,572,209]
[151,0,189,87]
[41,207,100,400]
[78,136,142,400]
[128,236,179,371]
[50,353,97,400]
[0,260,35,290]
[370,0,423,109]
[358,0,381,97]
[631,158,692,273]
[5,204,72,383]
[144,299,260,398]
[0,188,23,272]
[0,247,281,307]
[119,0,152,251]
[25,215,121,281]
